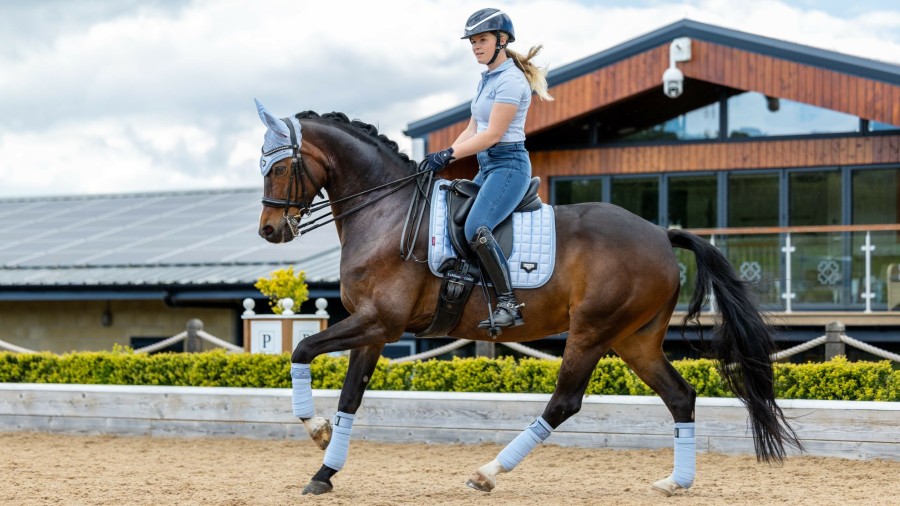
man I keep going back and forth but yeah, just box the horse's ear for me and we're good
[255,98,290,137]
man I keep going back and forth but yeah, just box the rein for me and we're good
[262,151,433,249]
[260,115,434,258]
[284,167,431,238]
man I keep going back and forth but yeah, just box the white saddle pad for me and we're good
[427,182,556,289]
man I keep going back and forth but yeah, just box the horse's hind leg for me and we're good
[613,317,697,497]
[466,334,611,492]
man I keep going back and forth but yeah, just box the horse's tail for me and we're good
[668,228,801,462]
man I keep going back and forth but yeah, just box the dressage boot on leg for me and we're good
[471,226,524,329]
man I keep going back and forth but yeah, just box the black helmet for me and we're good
[461,8,515,43]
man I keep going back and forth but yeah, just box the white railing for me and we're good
[0,319,243,355]
[681,224,900,313]
[387,320,899,363]
[3,310,896,365]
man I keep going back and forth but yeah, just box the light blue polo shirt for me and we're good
[471,59,531,142]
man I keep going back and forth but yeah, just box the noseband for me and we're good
[260,118,324,236]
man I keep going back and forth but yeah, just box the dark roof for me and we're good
[0,188,342,300]
[405,19,900,138]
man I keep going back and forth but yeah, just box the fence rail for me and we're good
[2,320,897,364]
[0,319,242,355]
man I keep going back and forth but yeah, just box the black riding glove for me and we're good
[424,148,455,173]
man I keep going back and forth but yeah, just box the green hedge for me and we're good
[0,351,897,401]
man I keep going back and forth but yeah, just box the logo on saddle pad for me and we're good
[520,262,538,273]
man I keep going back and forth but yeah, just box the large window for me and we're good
[553,178,602,205]
[728,92,859,138]
[621,102,719,142]
[870,120,900,132]
[611,177,658,224]
[668,174,717,229]
[728,172,779,227]
[788,170,841,226]
[853,168,900,224]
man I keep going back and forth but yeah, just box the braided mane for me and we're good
[293,111,417,171]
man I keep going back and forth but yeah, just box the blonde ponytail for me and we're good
[507,45,553,101]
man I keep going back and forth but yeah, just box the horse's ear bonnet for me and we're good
[255,98,302,176]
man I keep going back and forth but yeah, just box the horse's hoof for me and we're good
[302,480,333,495]
[465,471,495,493]
[651,476,684,497]
[303,416,332,450]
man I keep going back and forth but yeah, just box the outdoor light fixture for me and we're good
[663,37,691,98]
[101,302,113,327]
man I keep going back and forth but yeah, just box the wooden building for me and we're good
[406,20,900,352]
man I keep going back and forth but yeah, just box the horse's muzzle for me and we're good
[259,223,294,243]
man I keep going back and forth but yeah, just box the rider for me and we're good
[423,8,553,330]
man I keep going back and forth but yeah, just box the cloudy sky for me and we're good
[1,0,899,198]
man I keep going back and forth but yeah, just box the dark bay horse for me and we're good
[254,106,800,496]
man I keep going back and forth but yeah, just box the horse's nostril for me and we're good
[262,225,275,237]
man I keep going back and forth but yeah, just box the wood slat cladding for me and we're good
[426,46,669,146]
[531,135,900,179]
[680,40,900,126]
[423,39,899,144]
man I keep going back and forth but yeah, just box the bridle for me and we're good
[260,118,323,236]
[260,116,434,259]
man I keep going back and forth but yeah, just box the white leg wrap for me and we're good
[496,417,553,472]
[672,422,696,488]
[291,363,314,419]
[323,411,355,471]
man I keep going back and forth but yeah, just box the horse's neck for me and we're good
[312,129,415,244]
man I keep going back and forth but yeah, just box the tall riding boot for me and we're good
[470,226,524,329]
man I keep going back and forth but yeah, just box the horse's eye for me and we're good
[274,165,288,176]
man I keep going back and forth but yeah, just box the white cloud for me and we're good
[0,0,898,197]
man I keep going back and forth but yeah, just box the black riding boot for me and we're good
[471,226,524,329]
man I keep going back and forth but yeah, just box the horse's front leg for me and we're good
[289,313,380,451]
[288,311,397,495]
[301,342,385,495]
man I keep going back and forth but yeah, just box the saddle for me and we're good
[417,177,543,338]
[442,177,543,266]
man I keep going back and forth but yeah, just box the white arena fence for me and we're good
[0,384,897,461]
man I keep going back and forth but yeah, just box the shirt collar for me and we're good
[482,58,515,77]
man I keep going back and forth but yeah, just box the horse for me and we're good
[253,103,801,496]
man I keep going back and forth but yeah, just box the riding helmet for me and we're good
[460,8,515,42]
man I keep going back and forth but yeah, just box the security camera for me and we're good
[662,67,684,99]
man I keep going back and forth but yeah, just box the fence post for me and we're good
[824,321,845,361]
[475,341,495,359]
[186,319,204,353]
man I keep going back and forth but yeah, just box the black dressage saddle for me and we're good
[417,177,543,338]
[440,176,543,267]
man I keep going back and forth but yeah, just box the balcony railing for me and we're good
[676,224,900,313]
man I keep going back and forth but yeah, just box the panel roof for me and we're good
[0,188,342,287]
